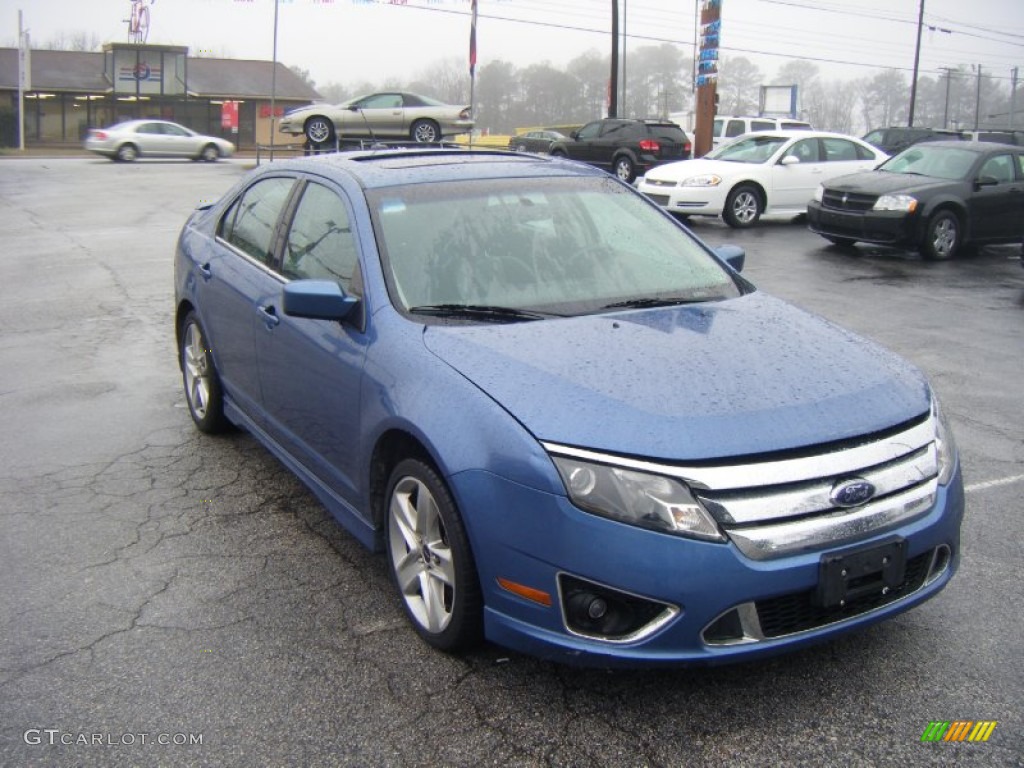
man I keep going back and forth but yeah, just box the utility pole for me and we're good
[908,0,925,126]
[973,64,982,130]
[693,1,722,157]
[1011,67,1019,130]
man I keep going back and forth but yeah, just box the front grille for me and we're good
[822,189,877,212]
[645,193,670,206]
[755,550,933,638]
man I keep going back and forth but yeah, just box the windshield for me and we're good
[709,135,788,163]
[369,176,744,319]
[880,145,978,180]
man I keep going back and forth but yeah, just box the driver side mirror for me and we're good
[974,175,1000,189]
[780,155,801,166]
[282,280,359,322]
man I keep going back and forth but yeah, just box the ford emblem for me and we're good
[830,478,876,508]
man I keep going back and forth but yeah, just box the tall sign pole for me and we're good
[693,0,721,158]
[609,0,619,118]
[18,9,31,151]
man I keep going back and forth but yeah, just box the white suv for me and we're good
[713,116,811,148]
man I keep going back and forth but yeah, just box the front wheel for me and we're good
[304,116,334,146]
[723,185,762,228]
[825,236,858,249]
[180,312,228,434]
[386,459,482,652]
[200,144,220,162]
[411,119,440,143]
[613,155,636,183]
[921,210,960,260]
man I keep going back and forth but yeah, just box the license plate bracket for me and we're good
[816,538,907,609]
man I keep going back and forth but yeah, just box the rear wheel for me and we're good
[921,210,960,260]
[825,236,858,249]
[613,155,636,183]
[386,458,482,651]
[116,143,138,162]
[180,312,228,434]
[723,185,762,228]
[411,119,440,143]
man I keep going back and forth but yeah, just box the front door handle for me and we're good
[258,304,280,330]
[198,262,212,280]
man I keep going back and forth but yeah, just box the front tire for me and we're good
[304,116,335,146]
[411,119,440,143]
[825,236,858,249]
[613,155,636,183]
[200,144,220,162]
[921,210,960,260]
[723,185,762,228]
[386,458,482,652]
[180,312,228,434]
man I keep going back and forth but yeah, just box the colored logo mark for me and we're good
[921,721,997,742]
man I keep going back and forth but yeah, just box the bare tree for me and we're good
[718,56,763,115]
[43,30,102,51]
[406,58,469,105]
[860,69,907,130]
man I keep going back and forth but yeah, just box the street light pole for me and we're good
[609,0,618,118]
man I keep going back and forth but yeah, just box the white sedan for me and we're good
[637,130,887,228]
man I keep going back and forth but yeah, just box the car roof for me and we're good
[262,148,607,189]
[732,130,868,140]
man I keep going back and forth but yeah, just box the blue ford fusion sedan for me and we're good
[174,149,963,667]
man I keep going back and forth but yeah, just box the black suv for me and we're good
[862,126,966,155]
[548,118,691,183]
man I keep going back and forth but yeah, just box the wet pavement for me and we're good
[1,157,1021,767]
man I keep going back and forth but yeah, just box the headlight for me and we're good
[933,396,958,485]
[681,174,722,187]
[873,194,918,212]
[813,184,824,203]
[551,456,724,541]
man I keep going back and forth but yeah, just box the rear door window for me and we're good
[219,177,295,267]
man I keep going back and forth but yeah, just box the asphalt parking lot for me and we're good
[1,155,1021,768]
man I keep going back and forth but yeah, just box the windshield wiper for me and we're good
[408,304,559,322]
[602,296,718,310]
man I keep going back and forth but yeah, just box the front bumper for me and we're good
[637,180,727,215]
[450,463,963,667]
[807,201,921,246]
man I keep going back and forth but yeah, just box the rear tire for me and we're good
[116,143,138,162]
[825,236,858,249]
[180,312,228,434]
[411,119,440,143]
[613,155,636,183]
[921,210,960,260]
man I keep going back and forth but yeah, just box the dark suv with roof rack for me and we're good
[861,126,967,155]
[548,118,691,183]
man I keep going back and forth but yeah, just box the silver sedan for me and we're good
[279,92,474,146]
[84,120,236,162]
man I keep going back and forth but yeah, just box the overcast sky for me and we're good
[3,0,1022,91]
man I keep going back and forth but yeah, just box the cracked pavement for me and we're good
[1,157,1021,767]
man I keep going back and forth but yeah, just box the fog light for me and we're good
[559,574,678,642]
